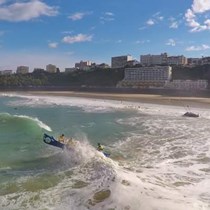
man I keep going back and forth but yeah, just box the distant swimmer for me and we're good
[97,143,104,151]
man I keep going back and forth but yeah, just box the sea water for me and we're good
[0,92,210,210]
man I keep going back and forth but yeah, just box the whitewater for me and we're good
[0,92,209,210]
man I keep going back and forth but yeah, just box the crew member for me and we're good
[97,143,104,151]
[58,134,65,143]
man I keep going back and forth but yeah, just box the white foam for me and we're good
[4,92,210,119]
[1,92,210,209]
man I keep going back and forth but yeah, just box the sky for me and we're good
[0,0,210,71]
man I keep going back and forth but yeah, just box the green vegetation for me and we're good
[172,64,210,80]
[0,65,210,89]
[0,68,124,88]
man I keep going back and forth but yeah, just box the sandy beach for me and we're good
[15,90,210,109]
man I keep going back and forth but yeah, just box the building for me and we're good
[33,68,45,73]
[46,64,57,73]
[141,53,187,66]
[167,55,187,65]
[118,66,172,88]
[16,66,29,74]
[140,53,167,66]
[187,58,201,66]
[75,60,92,70]
[165,80,208,90]
[125,59,140,67]
[201,56,210,65]
[91,63,110,69]
[0,70,13,75]
[111,55,133,68]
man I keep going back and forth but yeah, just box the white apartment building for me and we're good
[118,66,172,88]
[165,80,208,90]
[111,55,133,68]
[46,64,57,73]
[16,66,29,74]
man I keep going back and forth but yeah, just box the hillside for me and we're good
[0,65,210,89]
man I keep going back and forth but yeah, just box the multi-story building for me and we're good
[33,68,45,73]
[46,64,57,73]
[111,55,133,68]
[118,66,172,88]
[140,53,167,66]
[16,66,29,74]
[0,70,13,75]
[187,58,201,66]
[75,60,92,70]
[201,56,210,65]
[141,53,187,66]
[167,55,188,65]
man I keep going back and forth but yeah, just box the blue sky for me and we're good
[0,0,210,71]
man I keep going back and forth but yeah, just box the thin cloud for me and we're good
[168,17,182,29]
[169,20,179,28]
[166,39,176,46]
[146,19,155,25]
[153,12,164,21]
[48,42,58,48]
[61,31,73,34]
[135,40,150,44]
[138,26,147,30]
[146,12,163,26]
[100,12,115,23]
[62,33,93,44]
[0,0,58,22]
[105,12,114,16]
[116,39,122,43]
[185,0,210,32]
[185,44,210,51]
[68,12,91,21]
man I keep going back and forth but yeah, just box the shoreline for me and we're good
[7,90,210,109]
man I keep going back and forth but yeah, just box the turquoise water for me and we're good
[0,93,210,210]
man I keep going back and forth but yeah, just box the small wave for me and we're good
[0,112,52,131]
[13,115,52,131]
[0,166,11,171]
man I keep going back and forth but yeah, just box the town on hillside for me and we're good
[0,53,210,91]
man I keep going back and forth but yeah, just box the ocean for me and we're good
[0,92,210,210]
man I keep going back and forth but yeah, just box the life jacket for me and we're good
[97,145,103,151]
[59,136,65,143]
